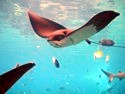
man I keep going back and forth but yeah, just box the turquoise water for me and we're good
[1,0,125,94]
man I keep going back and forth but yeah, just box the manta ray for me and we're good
[0,62,35,94]
[28,10,119,48]
[101,69,125,83]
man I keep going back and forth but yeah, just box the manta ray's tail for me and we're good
[101,69,114,83]
[0,62,35,94]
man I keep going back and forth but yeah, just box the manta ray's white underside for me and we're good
[49,24,97,47]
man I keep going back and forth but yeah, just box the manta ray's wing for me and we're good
[0,63,35,94]
[28,10,66,38]
[66,11,120,44]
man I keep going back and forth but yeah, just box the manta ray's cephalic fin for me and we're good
[0,62,35,94]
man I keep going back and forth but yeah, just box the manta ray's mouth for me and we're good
[47,40,62,48]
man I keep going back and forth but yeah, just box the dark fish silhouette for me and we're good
[52,57,60,68]
[28,10,119,48]
[0,62,35,94]
[86,39,125,48]
[99,39,115,46]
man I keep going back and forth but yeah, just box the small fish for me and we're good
[94,50,103,59]
[99,39,115,46]
[105,55,110,63]
[52,57,60,68]
[59,86,65,90]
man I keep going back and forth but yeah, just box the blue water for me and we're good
[1,0,125,94]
